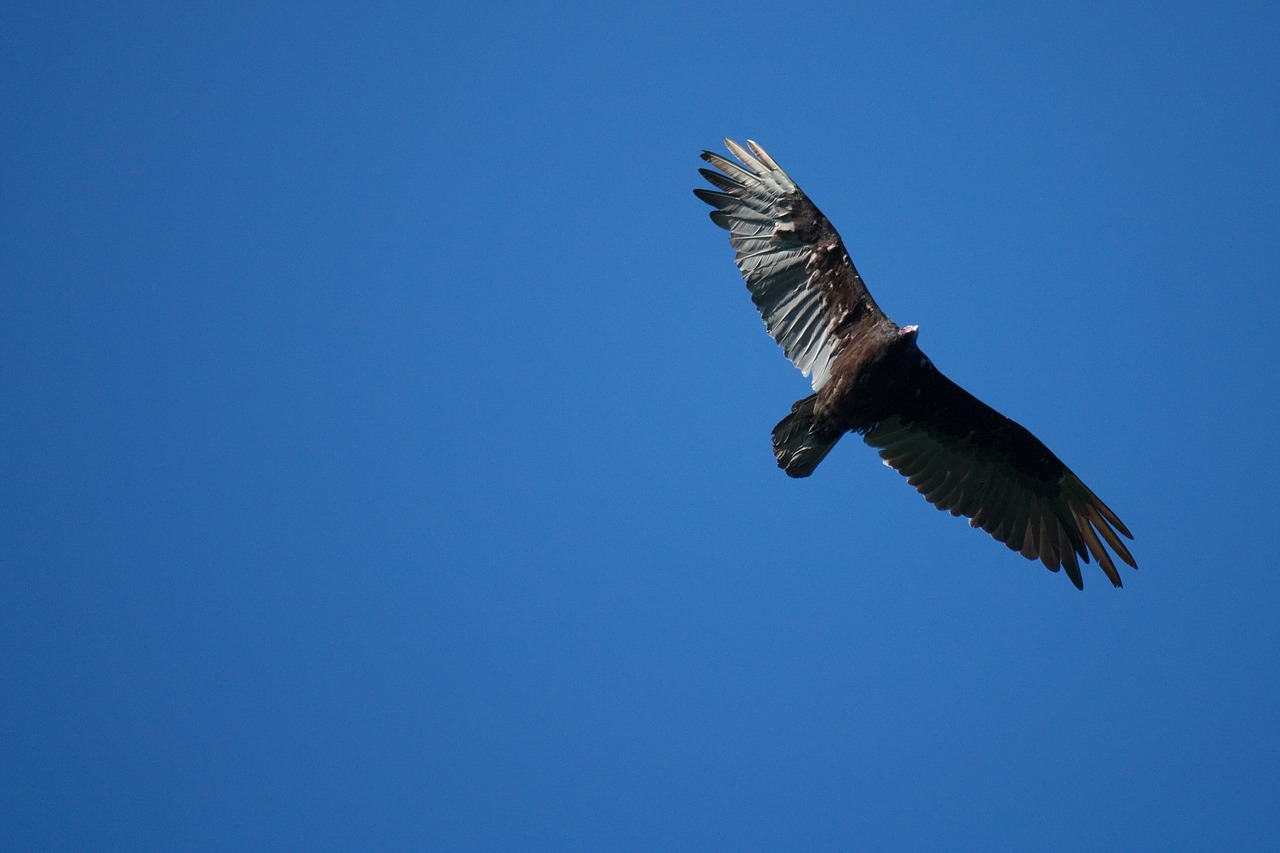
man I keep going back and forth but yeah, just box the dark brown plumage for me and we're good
[695,139,1137,589]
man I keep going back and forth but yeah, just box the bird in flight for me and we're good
[695,139,1137,589]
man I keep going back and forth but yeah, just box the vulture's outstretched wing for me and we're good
[864,359,1137,589]
[695,139,892,390]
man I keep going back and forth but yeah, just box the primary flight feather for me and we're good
[695,139,1137,589]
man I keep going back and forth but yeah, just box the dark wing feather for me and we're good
[864,357,1137,589]
[695,139,890,390]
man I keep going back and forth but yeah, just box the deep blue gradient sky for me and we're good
[4,2,1279,850]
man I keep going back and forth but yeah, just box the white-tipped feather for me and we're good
[699,139,845,390]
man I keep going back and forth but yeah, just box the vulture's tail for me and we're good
[772,394,841,478]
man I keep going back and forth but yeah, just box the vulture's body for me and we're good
[696,139,1137,589]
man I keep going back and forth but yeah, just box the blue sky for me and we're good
[3,1,1279,849]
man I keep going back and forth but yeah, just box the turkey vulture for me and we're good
[695,139,1136,589]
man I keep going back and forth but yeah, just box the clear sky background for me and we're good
[4,2,1279,850]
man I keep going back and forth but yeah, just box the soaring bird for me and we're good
[695,139,1136,589]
